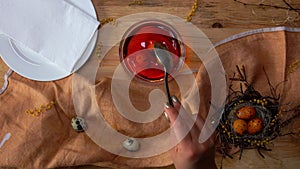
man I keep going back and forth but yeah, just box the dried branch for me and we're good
[229,65,249,87]
[263,67,279,101]
[234,0,300,15]
[282,0,300,13]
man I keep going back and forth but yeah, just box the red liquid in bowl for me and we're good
[120,22,183,82]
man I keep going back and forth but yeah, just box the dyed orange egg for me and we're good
[233,119,248,135]
[236,106,256,120]
[248,118,263,135]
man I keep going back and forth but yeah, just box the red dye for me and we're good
[121,24,183,82]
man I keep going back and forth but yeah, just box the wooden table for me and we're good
[0,0,299,168]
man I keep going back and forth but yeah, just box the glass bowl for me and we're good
[119,19,185,83]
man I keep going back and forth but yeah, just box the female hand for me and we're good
[164,96,217,169]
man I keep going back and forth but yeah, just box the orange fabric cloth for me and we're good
[0,29,300,168]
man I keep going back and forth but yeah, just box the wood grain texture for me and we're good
[0,0,300,169]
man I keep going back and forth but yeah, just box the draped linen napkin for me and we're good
[0,0,99,73]
[0,28,300,169]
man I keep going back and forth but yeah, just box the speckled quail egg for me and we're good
[236,106,256,120]
[248,118,263,135]
[233,119,248,135]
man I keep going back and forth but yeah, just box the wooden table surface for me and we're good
[0,0,300,169]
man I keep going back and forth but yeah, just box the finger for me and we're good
[189,113,218,145]
[167,96,217,145]
[198,119,218,144]
[171,96,196,130]
[164,96,195,129]
[164,102,178,124]
[194,113,205,130]
[171,95,181,112]
[190,123,201,143]
[164,102,192,144]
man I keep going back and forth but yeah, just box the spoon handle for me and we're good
[164,71,173,107]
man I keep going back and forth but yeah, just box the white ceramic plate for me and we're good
[0,0,98,81]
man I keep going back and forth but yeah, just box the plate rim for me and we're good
[0,0,98,81]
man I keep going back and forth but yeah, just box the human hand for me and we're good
[164,96,217,169]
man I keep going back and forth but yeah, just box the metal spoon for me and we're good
[153,42,174,107]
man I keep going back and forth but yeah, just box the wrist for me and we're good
[197,160,217,169]
[194,155,217,169]
[174,157,217,169]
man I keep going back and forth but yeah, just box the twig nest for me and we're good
[71,117,87,132]
[233,119,248,135]
[122,138,140,152]
[236,106,256,120]
[248,118,263,134]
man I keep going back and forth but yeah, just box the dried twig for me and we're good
[263,67,279,101]
[234,0,300,15]
[282,0,300,13]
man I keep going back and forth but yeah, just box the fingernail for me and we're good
[164,102,172,109]
[163,111,170,123]
[171,96,179,103]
